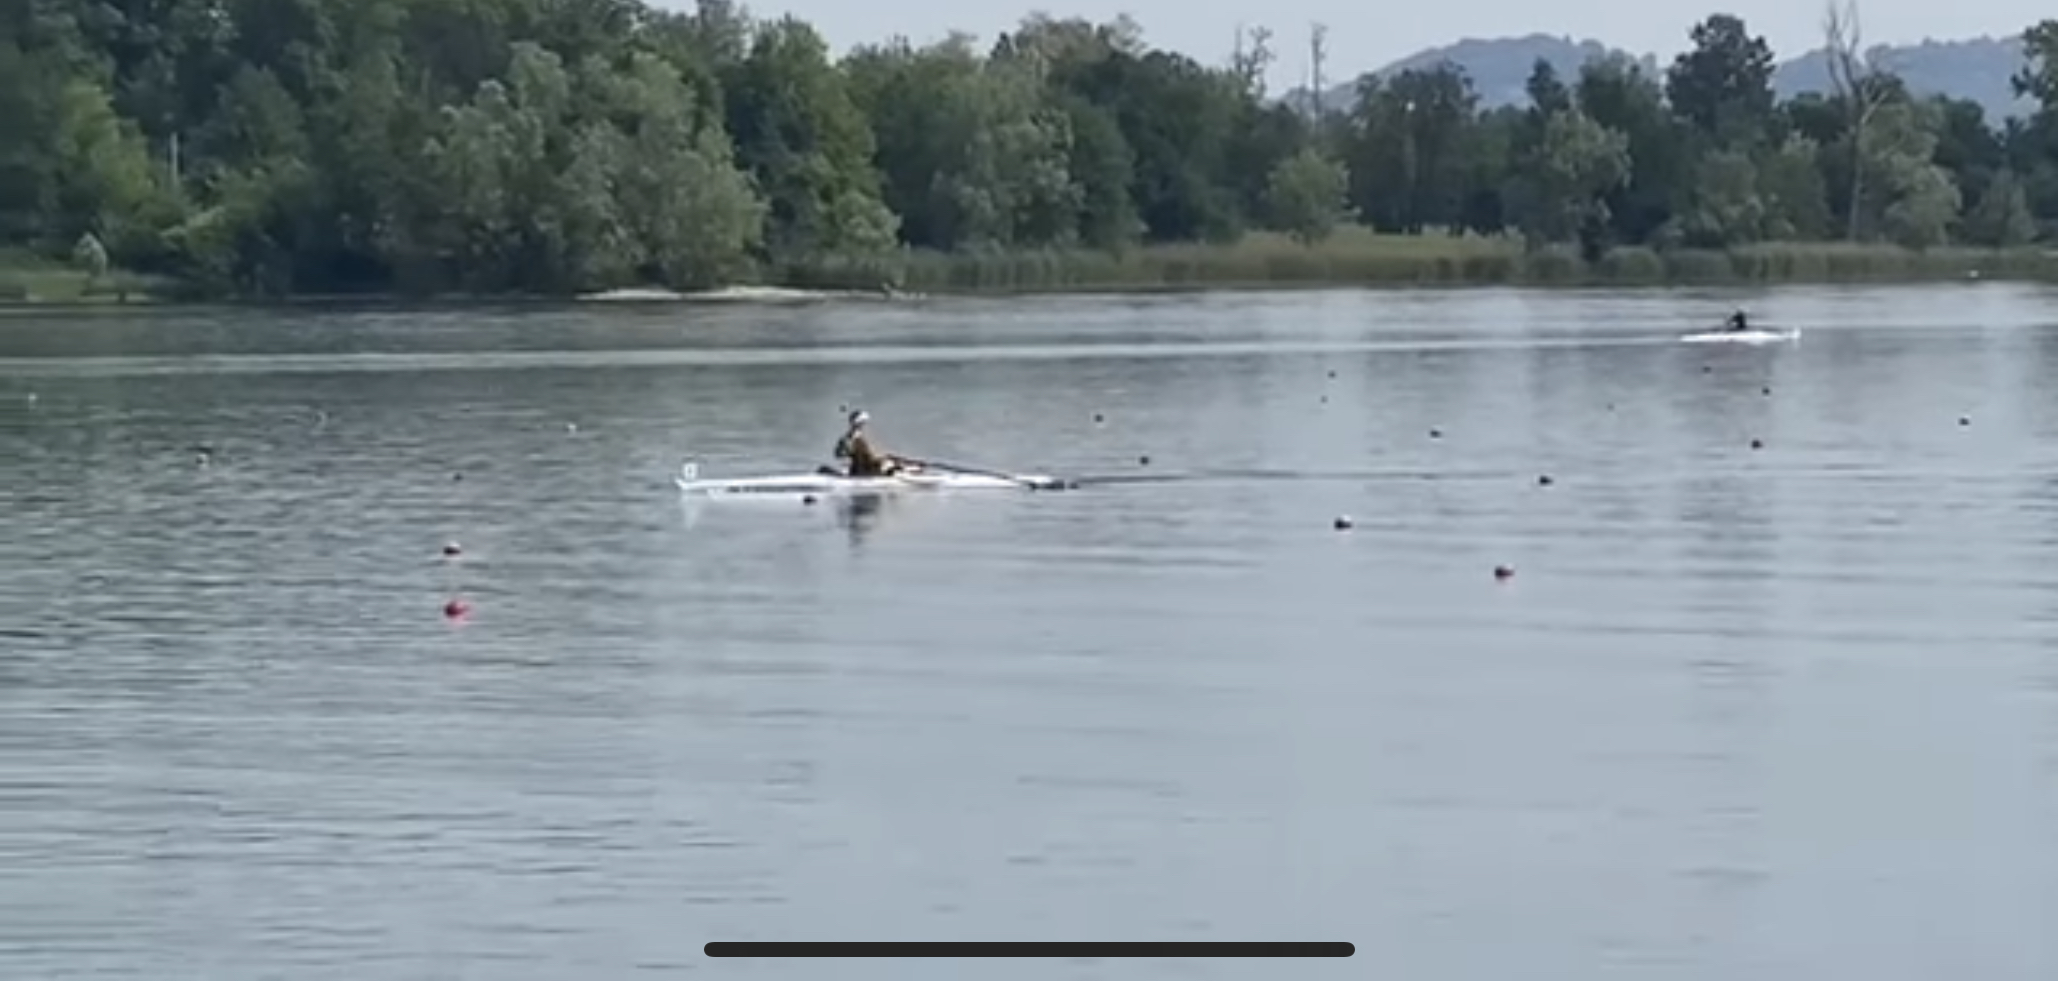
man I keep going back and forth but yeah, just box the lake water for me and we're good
[3,284,2057,980]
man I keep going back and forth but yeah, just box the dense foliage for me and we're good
[8,1,2058,296]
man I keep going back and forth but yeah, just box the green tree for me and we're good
[311,43,427,289]
[1757,135,1833,239]
[2007,21,2058,233]
[1059,96,1143,248]
[1928,96,2006,210]
[1523,59,1572,117]
[1678,150,1768,246]
[1456,107,1520,235]
[1508,108,1632,247]
[1344,64,1477,233]
[850,36,1082,250]
[0,37,69,244]
[1962,168,2037,245]
[1057,49,1246,242]
[1576,53,1686,243]
[21,2,2058,297]
[1665,15,1776,146]
[2013,20,2058,112]
[1880,163,1960,249]
[628,121,767,288]
[1851,98,1961,246]
[1263,148,1350,243]
[724,18,897,258]
[1224,102,1314,230]
[49,77,173,256]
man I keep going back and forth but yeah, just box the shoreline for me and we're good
[6,235,2057,309]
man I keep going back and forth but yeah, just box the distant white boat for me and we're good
[578,287,690,302]
[1679,327,1801,345]
[578,285,926,304]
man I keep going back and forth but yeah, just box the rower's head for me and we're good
[847,409,869,430]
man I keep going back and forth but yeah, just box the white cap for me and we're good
[848,409,869,426]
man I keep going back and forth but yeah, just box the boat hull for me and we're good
[676,468,1060,496]
[1680,328,1801,345]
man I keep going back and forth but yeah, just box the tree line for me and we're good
[7,0,2058,297]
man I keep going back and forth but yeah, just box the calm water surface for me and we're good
[3,285,2058,979]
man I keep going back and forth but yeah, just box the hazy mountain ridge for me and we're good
[1284,33,2037,121]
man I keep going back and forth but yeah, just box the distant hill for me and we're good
[1283,32,2037,122]
[1771,36,2033,120]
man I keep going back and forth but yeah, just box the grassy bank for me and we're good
[0,250,177,306]
[781,227,2058,295]
[9,231,2058,306]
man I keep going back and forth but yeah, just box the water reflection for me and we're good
[676,488,908,550]
[836,493,891,548]
[2020,322,2058,796]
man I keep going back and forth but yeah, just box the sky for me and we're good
[650,0,2042,91]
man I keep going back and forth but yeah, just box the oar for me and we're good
[903,457,1058,489]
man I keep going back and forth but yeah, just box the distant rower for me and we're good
[833,409,908,477]
[1726,308,1750,332]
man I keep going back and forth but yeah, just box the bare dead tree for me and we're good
[1251,26,1275,98]
[1824,0,1891,240]
[1251,27,1274,83]
[1309,23,1329,118]
[1230,25,1276,98]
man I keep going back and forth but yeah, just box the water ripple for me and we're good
[6,287,2058,980]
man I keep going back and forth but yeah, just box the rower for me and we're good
[1726,308,1750,332]
[833,409,907,477]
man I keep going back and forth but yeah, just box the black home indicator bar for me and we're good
[705,942,1354,958]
